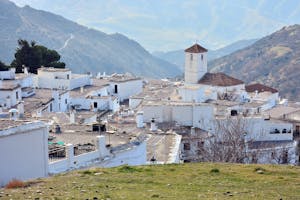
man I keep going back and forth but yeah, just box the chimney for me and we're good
[24,67,29,75]
[80,86,84,93]
[9,109,18,120]
[150,118,157,131]
[136,111,144,128]
[10,67,16,74]
[17,101,24,118]
[6,96,11,109]
[69,110,75,124]
[36,110,42,117]
[191,127,196,136]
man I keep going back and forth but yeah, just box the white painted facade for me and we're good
[247,141,298,164]
[184,51,207,84]
[142,102,214,130]
[51,90,70,112]
[249,92,279,111]
[36,68,92,90]
[49,135,147,173]
[129,97,143,109]
[0,85,22,109]
[213,117,293,142]
[0,68,15,80]
[0,121,48,186]
[109,79,143,102]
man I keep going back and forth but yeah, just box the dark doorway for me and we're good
[114,85,118,93]
[93,102,98,108]
[231,110,238,116]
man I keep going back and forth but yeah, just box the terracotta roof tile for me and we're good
[185,43,208,53]
[245,83,278,93]
[198,73,244,86]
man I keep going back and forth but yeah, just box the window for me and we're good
[50,103,52,112]
[198,141,204,148]
[67,74,70,79]
[271,152,275,159]
[65,99,68,104]
[183,143,191,150]
[282,129,287,133]
[282,151,288,164]
[16,91,19,100]
[94,102,98,108]
[201,54,203,61]
[270,128,280,134]
[231,110,238,116]
[190,54,193,61]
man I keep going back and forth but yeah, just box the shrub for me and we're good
[81,170,93,175]
[210,168,220,173]
[254,167,266,174]
[118,165,141,173]
[5,179,25,189]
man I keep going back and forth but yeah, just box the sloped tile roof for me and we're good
[245,83,278,93]
[198,73,244,86]
[185,43,208,53]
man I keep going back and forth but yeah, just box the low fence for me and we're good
[48,135,147,174]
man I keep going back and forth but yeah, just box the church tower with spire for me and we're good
[184,43,208,84]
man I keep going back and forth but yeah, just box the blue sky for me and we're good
[11,0,300,52]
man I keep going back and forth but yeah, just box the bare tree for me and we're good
[270,146,292,164]
[199,116,250,163]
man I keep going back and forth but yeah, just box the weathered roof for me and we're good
[185,43,208,53]
[0,80,21,90]
[245,83,278,94]
[265,106,300,119]
[38,67,70,72]
[198,73,244,86]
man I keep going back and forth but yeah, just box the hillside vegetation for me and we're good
[0,0,180,78]
[1,163,300,199]
[209,25,300,100]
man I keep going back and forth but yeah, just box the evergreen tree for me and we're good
[0,60,10,71]
[11,39,65,74]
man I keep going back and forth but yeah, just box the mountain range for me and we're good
[209,24,300,100]
[153,39,257,70]
[0,0,181,78]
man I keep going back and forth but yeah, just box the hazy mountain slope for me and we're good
[209,25,300,100]
[153,39,257,71]
[0,0,181,78]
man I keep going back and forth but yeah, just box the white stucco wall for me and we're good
[184,52,207,84]
[0,69,15,80]
[110,79,143,102]
[0,87,22,108]
[69,74,92,90]
[143,103,214,130]
[129,97,143,109]
[212,117,293,142]
[36,70,91,90]
[18,75,34,88]
[49,136,147,173]
[178,86,205,102]
[0,122,48,186]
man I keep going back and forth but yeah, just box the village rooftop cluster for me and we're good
[0,43,299,186]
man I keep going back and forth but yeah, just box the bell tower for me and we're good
[184,43,208,84]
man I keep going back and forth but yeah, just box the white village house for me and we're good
[0,120,49,187]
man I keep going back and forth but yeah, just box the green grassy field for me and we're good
[1,163,300,199]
